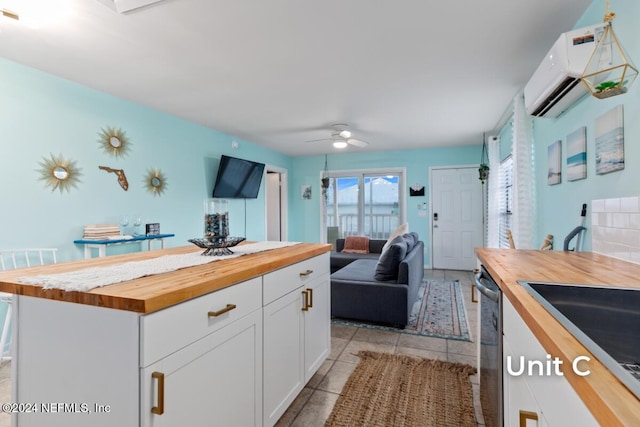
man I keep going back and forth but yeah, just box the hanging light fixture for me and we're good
[333,140,348,149]
[581,0,638,99]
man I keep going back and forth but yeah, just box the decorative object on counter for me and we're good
[595,104,624,175]
[145,223,160,236]
[37,152,82,193]
[540,234,554,251]
[581,0,638,99]
[566,127,587,181]
[188,237,246,256]
[82,223,121,240]
[547,140,562,185]
[478,133,490,184]
[98,126,131,158]
[204,198,229,241]
[143,168,167,196]
[99,165,129,190]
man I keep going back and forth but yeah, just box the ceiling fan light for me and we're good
[338,130,352,139]
[333,141,348,149]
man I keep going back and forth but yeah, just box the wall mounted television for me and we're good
[212,155,266,199]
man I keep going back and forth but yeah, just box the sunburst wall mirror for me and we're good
[144,168,167,196]
[37,153,82,193]
[98,126,131,158]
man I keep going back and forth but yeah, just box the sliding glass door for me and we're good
[324,170,403,243]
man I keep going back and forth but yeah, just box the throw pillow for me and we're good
[381,223,409,253]
[342,236,370,254]
[374,235,408,281]
[403,232,416,252]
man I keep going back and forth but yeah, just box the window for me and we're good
[323,169,405,242]
[499,156,513,248]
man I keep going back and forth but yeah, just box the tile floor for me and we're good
[0,269,482,427]
[276,268,485,427]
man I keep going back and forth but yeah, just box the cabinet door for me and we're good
[141,309,263,427]
[503,337,544,427]
[263,288,305,427]
[303,274,330,382]
[503,299,597,426]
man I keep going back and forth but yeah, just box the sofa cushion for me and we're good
[374,235,408,281]
[381,223,408,253]
[342,236,370,254]
[331,259,396,283]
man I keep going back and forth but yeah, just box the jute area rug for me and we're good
[332,279,472,342]
[325,351,477,427]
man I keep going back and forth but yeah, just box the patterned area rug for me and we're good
[332,279,472,342]
[325,351,477,427]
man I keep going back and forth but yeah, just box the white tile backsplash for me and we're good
[592,197,640,264]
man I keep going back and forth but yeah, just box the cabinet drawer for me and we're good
[263,253,329,305]
[140,277,262,367]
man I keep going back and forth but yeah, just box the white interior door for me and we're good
[431,167,483,270]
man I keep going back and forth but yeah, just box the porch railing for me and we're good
[327,213,399,240]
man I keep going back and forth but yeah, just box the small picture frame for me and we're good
[566,127,587,181]
[595,104,624,175]
[145,223,160,236]
[301,185,312,200]
[547,140,562,185]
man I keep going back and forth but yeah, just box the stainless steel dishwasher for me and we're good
[475,267,502,427]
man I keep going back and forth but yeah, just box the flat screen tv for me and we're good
[212,155,266,199]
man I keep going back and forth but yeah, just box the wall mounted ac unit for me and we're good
[524,24,606,118]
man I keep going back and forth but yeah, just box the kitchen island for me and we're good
[0,242,332,427]
[476,248,640,426]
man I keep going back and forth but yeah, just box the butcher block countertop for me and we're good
[0,242,331,314]
[476,248,640,427]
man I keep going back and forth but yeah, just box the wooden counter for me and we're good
[0,242,332,314]
[476,248,640,426]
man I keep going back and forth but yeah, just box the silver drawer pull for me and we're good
[299,269,313,277]
[208,304,237,317]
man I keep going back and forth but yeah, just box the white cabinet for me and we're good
[141,277,263,427]
[502,298,597,426]
[263,253,330,427]
[141,309,262,427]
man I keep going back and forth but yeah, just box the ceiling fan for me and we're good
[305,124,369,149]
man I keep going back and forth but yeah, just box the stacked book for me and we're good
[83,224,122,240]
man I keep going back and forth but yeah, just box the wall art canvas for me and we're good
[566,127,587,181]
[547,140,562,185]
[595,104,624,175]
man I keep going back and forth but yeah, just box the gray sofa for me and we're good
[330,238,386,273]
[330,234,424,328]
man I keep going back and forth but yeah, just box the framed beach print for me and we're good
[566,127,587,181]
[547,140,562,185]
[595,105,624,175]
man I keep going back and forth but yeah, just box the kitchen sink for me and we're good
[518,280,640,399]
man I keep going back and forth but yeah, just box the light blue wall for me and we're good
[0,57,292,262]
[533,0,640,249]
[288,146,482,264]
